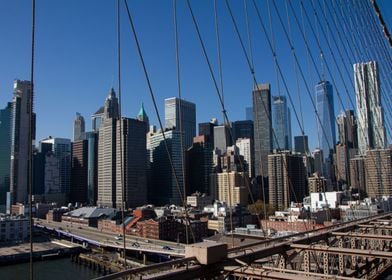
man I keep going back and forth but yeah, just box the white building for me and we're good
[309,192,344,212]
[236,138,253,178]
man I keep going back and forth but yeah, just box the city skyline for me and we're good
[1,1,390,151]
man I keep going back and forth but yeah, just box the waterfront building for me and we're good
[0,103,12,211]
[0,216,29,242]
[10,80,35,204]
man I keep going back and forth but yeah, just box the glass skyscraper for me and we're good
[315,81,336,166]
[252,84,272,178]
[0,103,12,211]
[354,61,386,154]
[165,97,196,149]
[272,96,292,151]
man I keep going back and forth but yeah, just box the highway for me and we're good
[35,219,185,257]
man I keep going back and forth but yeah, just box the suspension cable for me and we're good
[116,0,127,268]
[123,0,196,243]
[28,0,36,279]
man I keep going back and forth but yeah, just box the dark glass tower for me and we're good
[0,103,12,210]
[252,84,272,178]
[272,96,292,150]
[315,81,336,177]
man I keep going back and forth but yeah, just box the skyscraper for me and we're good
[236,138,254,178]
[136,102,149,131]
[10,80,35,204]
[232,120,254,142]
[365,149,392,198]
[0,103,12,210]
[71,139,88,203]
[40,137,71,195]
[91,106,104,132]
[164,97,196,149]
[86,131,98,205]
[198,119,217,145]
[337,110,358,149]
[253,84,272,178]
[116,118,147,209]
[268,152,306,211]
[186,135,214,196]
[272,96,292,150]
[213,125,232,155]
[149,129,184,205]
[315,81,336,178]
[354,61,386,154]
[294,135,309,154]
[245,107,253,121]
[73,112,85,141]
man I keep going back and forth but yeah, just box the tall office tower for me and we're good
[186,135,214,196]
[245,107,253,121]
[337,110,358,149]
[232,120,254,141]
[336,110,358,188]
[149,129,184,205]
[116,118,147,208]
[214,125,232,155]
[32,142,52,196]
[40,137,71,196]
[365,149,392,198]
[294,135,309,154]
[199,118,217,145]
[268,152,306,211]
[312,149,324,175]
[354,61,386,154]
[165,97,196,149]
[136,102,149,131]
[97,88,120,207]
[86,132,98,205]
[73,112,85,141]
[0,103,12,211]
[104,88,119,119]
[349,156,366,197]
[71,140,88,203]
[217,171,249,207]
[44,151,60,194]
[253,83,272,178]
[236,138,254,178]
[272,96,292,150]
[315,80,336,175]
[10,80,35,204]
[91,106,104,132]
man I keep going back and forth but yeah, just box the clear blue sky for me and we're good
[0,0,391,150]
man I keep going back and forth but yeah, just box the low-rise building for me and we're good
[0,216,29,242]
[62,207,116,227]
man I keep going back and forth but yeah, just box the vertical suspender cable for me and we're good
[117,0,127,268]
[173,0,189,245]
[28,0,36,279]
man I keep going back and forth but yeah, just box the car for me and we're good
[115,236,122,240]
[132,242,140,247]
[77,226,82,229]
[162,246,172,250]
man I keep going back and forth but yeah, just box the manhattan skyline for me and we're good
[0,0,391,152]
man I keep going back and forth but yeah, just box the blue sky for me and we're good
[0,0,391,151]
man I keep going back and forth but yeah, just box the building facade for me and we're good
[354,61,386,154]
[71,140,88,203]
[252,84,272,178]
[315,80,336,177]
[73,112,85,141]
[268,152,307,211]
[10,80,35,204]
[272,96,291,150]
[164,97,196,149]
[365,149,392,198]
[0,103,12,211]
